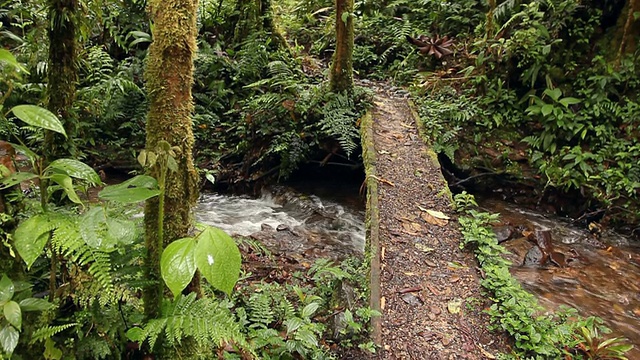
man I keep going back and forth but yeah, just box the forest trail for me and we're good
[361,90,506,359]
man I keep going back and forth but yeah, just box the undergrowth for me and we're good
[454,192,633,359]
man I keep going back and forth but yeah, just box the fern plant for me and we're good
[127,293,250,356]
[318,91,361,158]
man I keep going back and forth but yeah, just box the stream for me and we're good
[195,185,366,261]
[195,188,639,354]
[480,198,640,355]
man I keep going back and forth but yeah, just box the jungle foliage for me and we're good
[401,0,640,230]
[1,0,638,358]
[0,0,375,358]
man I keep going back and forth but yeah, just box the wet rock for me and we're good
[261,223,274,231]
[276,224,289,231]
[331,311,348,339]
[401,293,424,306]
[582,235,608,249]
[524,245,545,266]
[493,225,518,243]
[549,251,566,267]
[329,281,358,339]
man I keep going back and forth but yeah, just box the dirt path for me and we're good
[362,91,506,359]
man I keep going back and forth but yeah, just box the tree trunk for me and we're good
[44,0,78,162]
[329,0,355,93]
[617,0,640,58]
[143,0,200,320]
[233,0,285,47]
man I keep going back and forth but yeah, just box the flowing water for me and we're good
[480,198,640,355]
[195,188,639,354]
[196,186,366,261]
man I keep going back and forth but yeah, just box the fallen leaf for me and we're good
[449,275,460,283]
[380,297,386,309]
[447,299,462,314]
[441,336,453,346]
[381,246,386,259]
[476,343,496,359]
[378,150,390,155]
[426,209,450,219]
[398,286,422,294]
[425,284,440,295]
[402,222,421,233]
[421,211,448,226]
[415,243,434,253]
[404,272,417,276]
[447,261,467,269]
[425,259,437,267]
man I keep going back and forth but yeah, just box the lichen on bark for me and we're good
[143,0,200,320]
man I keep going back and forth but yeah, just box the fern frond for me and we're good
[318,92,360,157]
[139,294,250,353]
[248,291,276,328]
[31,323,79,343]
[494,0,521,22]
[50,216,119,306]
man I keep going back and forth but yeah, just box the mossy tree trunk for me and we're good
[329,0,355,93]
[143,0,200,320]
[233,0,285,47]
[44,0,78,163]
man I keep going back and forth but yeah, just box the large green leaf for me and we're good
[194,227,241,296]
[0,275,14,306]
[10,105,66,136]
[80,207,113,250]
[48,173,82,205]
[19,298,54,312]
[48,159,102,186]
[14,214,54,269]
[0,49,28,74]
[106,217,136,246]
[0,172,38,190]
[98,175,160,203]
[161,237,197,298]
[559,97,581,108]
[0,325,18,354]
[4,301,21,330]
[543,88,562,102]
[6,142,38,165]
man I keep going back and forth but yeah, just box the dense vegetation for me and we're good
[0,0,638,358]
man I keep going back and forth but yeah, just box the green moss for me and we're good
[329,0,355,93]
[143,0,200,320]
[358,110,382,345]
[44,0,79,162]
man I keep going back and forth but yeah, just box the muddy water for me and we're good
[481,198,640,354]
[195,186,365,261]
